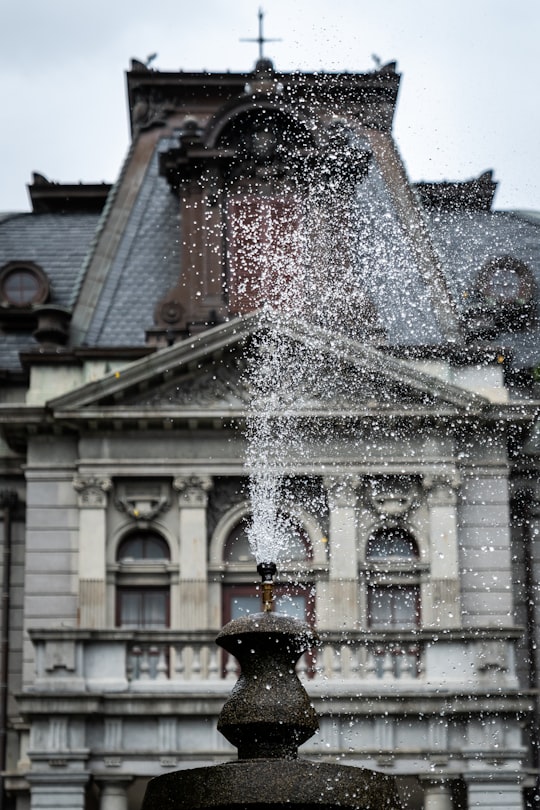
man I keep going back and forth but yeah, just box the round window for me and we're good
[477,256,535,306]
[0,263,49,307]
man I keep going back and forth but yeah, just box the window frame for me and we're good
[116,586,170,629]
[0,261,49,307]
[367,583,421,630]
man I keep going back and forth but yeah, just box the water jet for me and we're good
[141,565,402,810]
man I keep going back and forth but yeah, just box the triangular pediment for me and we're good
[50,313,490,421]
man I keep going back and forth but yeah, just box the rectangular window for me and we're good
[226,194,302,315]
[368,585,420,630]
[116,588,169,629]
[223,584,315,625]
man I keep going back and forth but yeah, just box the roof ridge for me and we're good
[69,137,137,313]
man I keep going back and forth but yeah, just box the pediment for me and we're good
[50,314,490,420]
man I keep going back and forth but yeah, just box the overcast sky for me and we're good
[1,0,538,212]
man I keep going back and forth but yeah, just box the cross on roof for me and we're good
[240,8,281,62]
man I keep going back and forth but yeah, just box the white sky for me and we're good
[1,0,538,212]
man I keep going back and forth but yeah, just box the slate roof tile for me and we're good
[0,210,99,370]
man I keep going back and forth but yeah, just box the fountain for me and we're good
[141,52,406,810]
[141,564,402,810]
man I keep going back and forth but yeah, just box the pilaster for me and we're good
[73,475,112,628]
[319,477,359,630]
[173,475,213,629]
[422,473,461,629]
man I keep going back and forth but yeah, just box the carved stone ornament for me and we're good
[173,475,213,507]
[73,476,112,508]
[422,473,460,507]
[154,289,185,328]
[367,478,418,518]
[322,476,359,508]
[114,494,170,521]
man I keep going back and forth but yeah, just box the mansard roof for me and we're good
[0,209,101,371]
[2,63,539,380]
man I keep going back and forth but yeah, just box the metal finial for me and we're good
[257,561,277,612]
[240,8,281,63]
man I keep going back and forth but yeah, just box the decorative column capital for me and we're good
[173,475,213,507]
[322,476,359,508]
[73,476,112,508]
[422,472,460,506]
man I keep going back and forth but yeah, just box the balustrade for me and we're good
[28,627,518,691]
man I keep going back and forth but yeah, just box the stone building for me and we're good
[0,55,539,810]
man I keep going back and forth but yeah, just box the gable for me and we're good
[49,314,489,424]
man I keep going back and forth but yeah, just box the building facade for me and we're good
[0,56,539,810]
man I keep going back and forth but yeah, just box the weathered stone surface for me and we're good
[141,759,402,810]
[216,612,319,760]
[142,612,402,810]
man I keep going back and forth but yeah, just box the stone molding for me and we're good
[422,472,460,507]
[114,494,170,521]
[173,475,213,507]
[322,476,359,508]
[73,476,112,508]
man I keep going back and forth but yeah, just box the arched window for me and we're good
[222,517,315,625]
[117,533,170,562]
[366,527,419,561]
[365,527,420,630]
[223,517,312,565]
[223,522,254,563]
[115,531,171,629]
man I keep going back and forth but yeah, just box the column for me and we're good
[420,777,453,810]
[96,777,132,810]
[319,477,359,630]
[422,473,461,629]
[73,475,112,628]
[173,475,213,630]
[464,774,524,809]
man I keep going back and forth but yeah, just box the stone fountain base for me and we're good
[142,759,400,810]
[141,603,402,810]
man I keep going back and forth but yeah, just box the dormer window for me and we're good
[477,256,534,307]
[0,262,49,307]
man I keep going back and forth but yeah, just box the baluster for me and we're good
[174,645,185,681]
[404,644,419,678]
[207,647,219,681]
[393,647,404,679]
[156,645,169,680]
[225,653,237,681]
[192,646,202,680]
[149,646,160,679]
[127,646,138,681]
[416,645,424,679]
[129,647,142,681]
[331,645,342,679]
[296,653,308,682]
[382,647,394,680]
[348,645,361,679]
[310,647,323,681]
[139,647,151,680]
[365,646,381,679]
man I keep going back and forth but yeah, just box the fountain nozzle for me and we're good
[257,561,277,612]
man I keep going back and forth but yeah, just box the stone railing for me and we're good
[27,628,519,693]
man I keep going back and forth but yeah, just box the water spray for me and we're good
[257,561,277,612]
